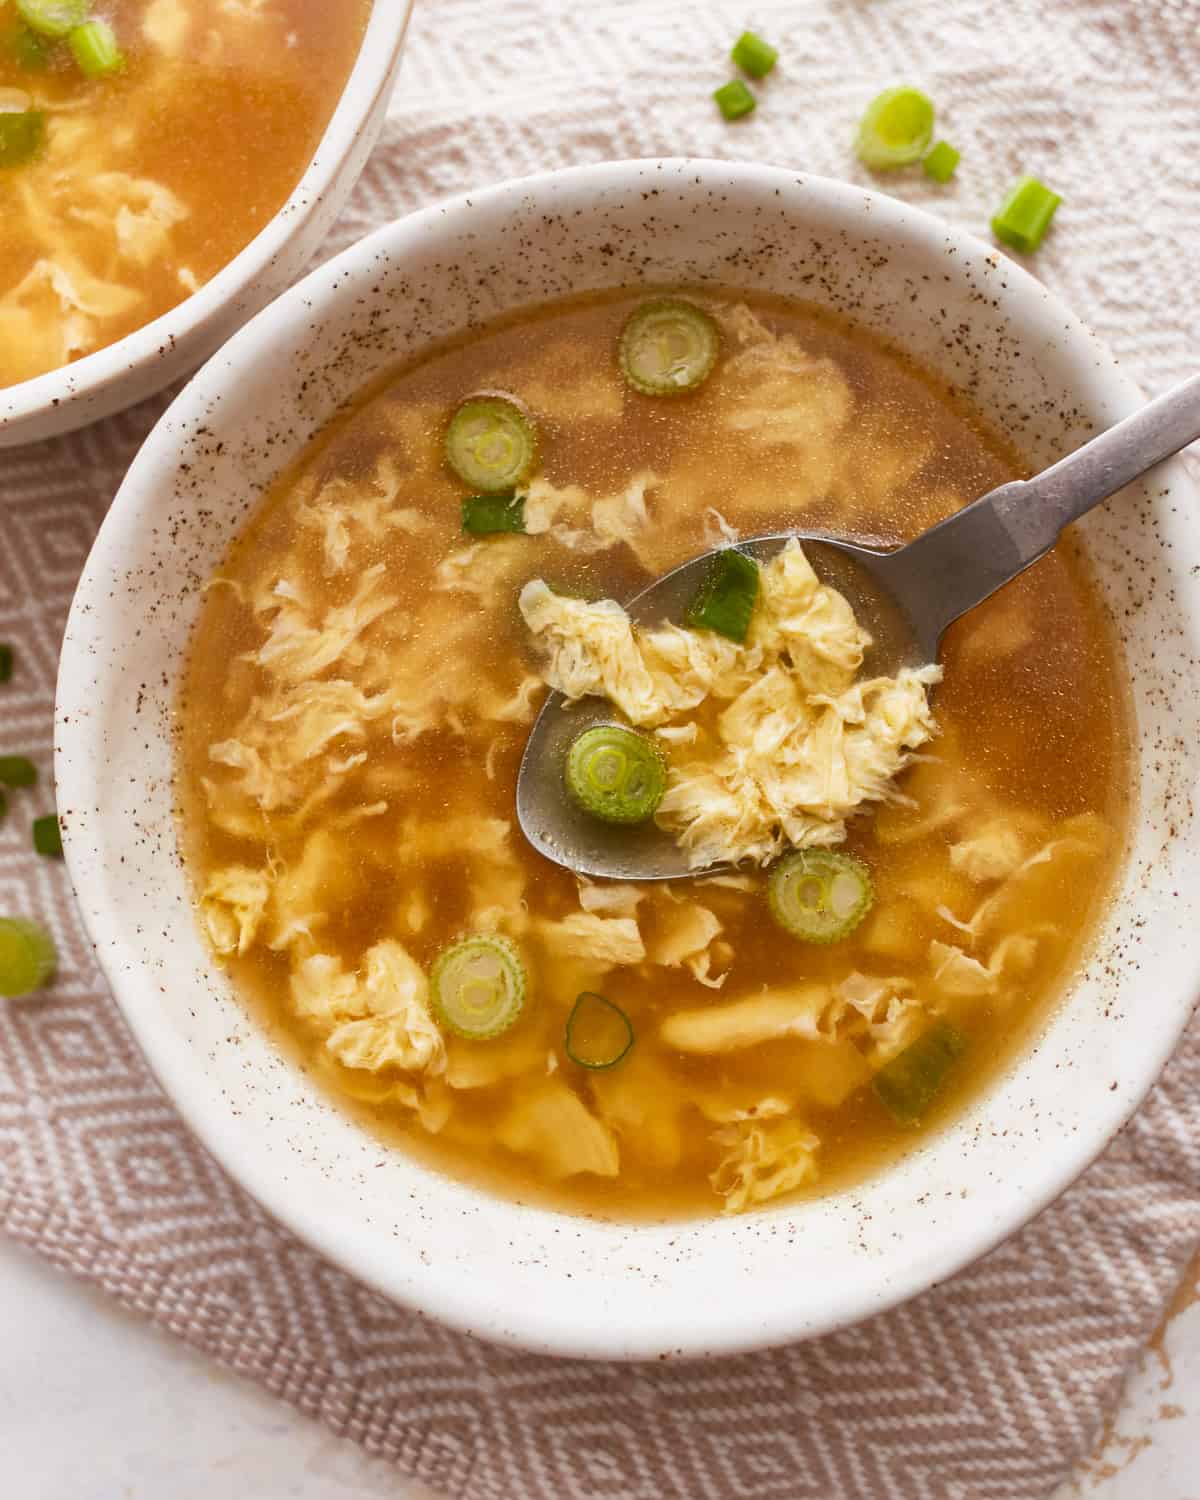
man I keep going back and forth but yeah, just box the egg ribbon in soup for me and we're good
[0,0,369,388]
[178,290,1131,1221]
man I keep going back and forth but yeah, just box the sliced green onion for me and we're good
[991,176,1061,254]
[730,30,777,79]
[767,850,874,943]
[713,78,756,121]
[0,108,44,169]
[922,140,960,183]
[445,395,537,494]
[0,644,13,683]
[873,1019,965,1125]
[618,299,719,397]
[0,756,36,788]
[15,0,87,40]
[69,19,124,78]
[565,725,666,824]
[9,23,52,69]
[430,934,526,1041]
[565,991,634,1070]
[855,86,935,169]
[0,916,56,997]
[683,548,759,643]
[33,814,62,857]
[461,491,525,535]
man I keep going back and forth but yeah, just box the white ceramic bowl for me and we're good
[0,0,413,449]
[55,160,1200,1360]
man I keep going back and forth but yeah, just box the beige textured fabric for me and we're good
[2,0,1199,1495]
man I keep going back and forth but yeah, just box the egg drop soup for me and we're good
[0,0,369,387]
[177,290,1132,1221]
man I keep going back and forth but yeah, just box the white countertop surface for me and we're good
[3,1233,1198,1498]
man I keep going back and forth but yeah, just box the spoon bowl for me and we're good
[515,531,922,881]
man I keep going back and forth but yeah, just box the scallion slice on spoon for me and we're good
[683,547,760,642]
[565,725,666,825]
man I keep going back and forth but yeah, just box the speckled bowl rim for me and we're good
[56,159,1200,1360]
[0,0,412,436]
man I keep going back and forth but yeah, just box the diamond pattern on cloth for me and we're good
[2,1,1198,1496]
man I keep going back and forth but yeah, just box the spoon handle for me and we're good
[1033,371,1200,523]
[879,372,1200,654]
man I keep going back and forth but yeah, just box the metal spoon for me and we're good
[517,373,1200,881]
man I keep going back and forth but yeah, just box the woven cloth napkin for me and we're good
[2,1,1198,1495]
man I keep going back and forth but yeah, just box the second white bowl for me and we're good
[0,0,413,449]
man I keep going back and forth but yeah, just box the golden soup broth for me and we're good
[0,0,368,386]
[177,290,1133,1221]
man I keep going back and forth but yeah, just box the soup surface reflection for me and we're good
[177,289,1132,1220]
